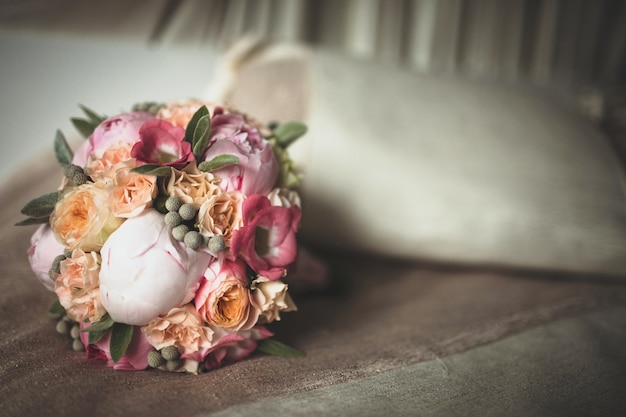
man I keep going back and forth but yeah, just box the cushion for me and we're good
[216,42,626,277]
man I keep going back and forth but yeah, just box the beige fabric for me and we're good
[2,162,626,416]
[217,44,626,278]
[206,306,626,417]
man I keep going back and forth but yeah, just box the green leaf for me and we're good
[15,217,49,226]
[71,117,97,138]
[192,114,211,159]
[273,121,307,148]
[257,339,305,358]
[80,314,114,334]
[88,328,108,344]
[184,105,209,145]
[53,129,73,166]
[130,165,173,177]
[109,323,134,363]
[197,155,239,173]
[78,104,105,125]
[20,191,59,218]
[48,299,65,320]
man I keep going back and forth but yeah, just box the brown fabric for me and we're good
[1,163,626,417]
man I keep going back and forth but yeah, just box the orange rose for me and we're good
[54,249,104,323]
[50,182,123,251]
[195,259,256,331]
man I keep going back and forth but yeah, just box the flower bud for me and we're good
[165,196,182,212]
[172,224,189,241]
[184,231,203,249]
[178,204,196,221]
[147,350,166,368]
[160,345,180,361]
[208,236,225,253]
[164,211,183,227]
[165,359,182,372]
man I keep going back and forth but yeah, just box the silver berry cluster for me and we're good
[163,196,225,253]
[55,315,84,352]
[147,345,182,372]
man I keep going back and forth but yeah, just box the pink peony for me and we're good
[131,119,194,169]
[231,195,301,280]
[202,113,278,196]
[28,224,66,291]
[72,112,155,167]
[79,322,153,370]
[71,139,92,168]
[195,259,256,331]
[99,210,212,325]
[201,326,273,372]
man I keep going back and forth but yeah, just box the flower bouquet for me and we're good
[19,101,307,373]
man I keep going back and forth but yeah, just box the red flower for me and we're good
[131,120,194,168]
[231,195,301,280]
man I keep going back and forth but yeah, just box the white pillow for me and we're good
[214,43,626,277]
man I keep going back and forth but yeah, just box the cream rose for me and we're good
[267,188,302,208]
[50,182,123,252]
[165,162,220,209]
[55,249,105,323]
[141,304,215,357]
[251,277,297,324]
[197,191,244,246]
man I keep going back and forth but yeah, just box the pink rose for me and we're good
[73,112,155,166]
[231,195,301,280]
[131,119,194,169]
[28,224,66,291]
[195,259,257,331]
[99,210,212,325]
[201,326,273,372]
[202,113,278,196]
[80,322,153,370]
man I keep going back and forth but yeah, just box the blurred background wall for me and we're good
[2,0,624,87]
[1,0,625,159]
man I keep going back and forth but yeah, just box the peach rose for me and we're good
[197,191,244,246]
[250,277,297,324]
[50,182,123,252]
[195,259,256,331]
[110,168,157,218]
[54,249,105,323]
[85,142,134,183]
[142,304,215,357]
[164,162,220,209]
[156,100,209,128]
